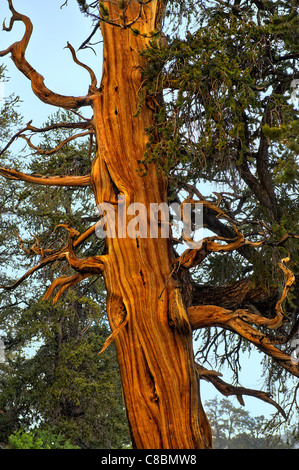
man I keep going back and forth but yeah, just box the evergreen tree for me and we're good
[205,397,299,449]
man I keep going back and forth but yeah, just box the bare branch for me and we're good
[225,318,299,378]
[20,130,93,155]
[0,1,97,109]
[0,223,100,292]
[78,22,101,51]
[189,258,298,378]
[189,306,299,377]
[43,272,92,304]
[0,120,92,157]
[98,314,128,357]
[175,227,245,270]
[0,167,92,187]
[65,42,98,91]
[196,363,287,419]
[173,196,299,272]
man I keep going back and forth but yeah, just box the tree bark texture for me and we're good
[90,2,211,449]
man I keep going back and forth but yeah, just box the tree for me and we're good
[8,428,80,449]
[205,397,299,449]
[0,0,298,449]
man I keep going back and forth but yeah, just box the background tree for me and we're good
[205,397,299,449]
[0,0,298,449]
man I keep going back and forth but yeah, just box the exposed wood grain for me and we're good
[89,1,211,449]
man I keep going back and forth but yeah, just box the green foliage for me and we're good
[8,428,79,449]
[141,3,298,183]
[205,397,299,449]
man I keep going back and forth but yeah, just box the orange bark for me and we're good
[89,2,211,449]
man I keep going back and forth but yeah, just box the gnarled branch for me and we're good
[0,167,92,187]
[0,0,97,109]
[0,223,101,293]
[19,130,93,155]
[0,119,92,157]
[191,307,299,377]
[43,272,92,304]
[175,228,246,270]
[189,258,298,377]
[196,363,287,418]
[189,258,294,331]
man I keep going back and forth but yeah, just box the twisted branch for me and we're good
[0,0,96,109]
[0,120,92,157]
[0,223,103,298]
[65,42,97,91]
[188,259,298,378]
[196,363,287,419]
[0,167,92,187]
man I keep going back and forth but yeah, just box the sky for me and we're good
[0,0,294,423]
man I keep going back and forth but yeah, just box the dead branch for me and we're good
[43,272,92,304]
[174,228,245,270]
[225,318,299,377]
[41,224,106,303]
[174,197,298,271]
[14,232,51,258]
[189,306,299,377]
[98,314,129,357]
[0,223,101,293]
[189,258,294,330]
[78,22,101,51]
[173,197,246,269]
[65,42,97,91]
[19,130,93,155]
[0,167,92,187]
[0,120,92,157]
[196,363,287,419]
[189,258,298,377]
[0,0,97,109]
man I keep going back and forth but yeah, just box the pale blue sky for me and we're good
[0,0,293,424]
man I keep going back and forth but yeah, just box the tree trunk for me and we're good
[90,2,211,449]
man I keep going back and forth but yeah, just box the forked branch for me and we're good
[188,260,298,377]
[0,119,93,157]
[0,223,104,301]
[0,0,97,109]
[196,364,287,418]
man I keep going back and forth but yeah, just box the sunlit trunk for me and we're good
[90,1,211,449]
